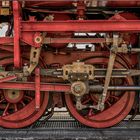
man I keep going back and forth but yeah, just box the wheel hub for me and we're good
[71,81,87,96]
[4,90,24,103]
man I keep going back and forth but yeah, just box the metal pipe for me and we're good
[44,38,106,44]
[131,48,140,53]
[89,85,140,92]
[21,20,140,32]
[108,86,140,91]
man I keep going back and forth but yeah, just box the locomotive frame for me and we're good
[1,0,140,129]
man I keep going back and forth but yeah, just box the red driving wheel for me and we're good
[65,52,135,128]
[0,56,49,128]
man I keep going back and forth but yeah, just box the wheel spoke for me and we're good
[14,104,18,112]
[20,101,26,107]
[88,108,93,117]
[106,101,111,107]
[24,95,33,101]
[0,98,5,103]
[82,97,91,105]
[3,103,10,116]
[110,95,119,100]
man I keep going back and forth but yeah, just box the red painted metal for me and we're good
[25,1,73,7]
[0,82,71,92]
[110,12,139,45]
[41,51,137,67]
[0,37,105,45]
[107,0,140,7]
[0,37,106,45]
[0,0,139,129]
[0,57,50,129]
[47,13,72,48]
[0,45,13,52]
[13,1,21,68]
[1,0,140,7]
[3,90,24,104]
[77,0,85,19]
[0,58,14,66]
[21,20,140,32]
[35,68,41,110]
[65,53,135,128]
[0,75,17,83]
[0,92,50,128]
[0,37,13,45]
[65,92,135,128]
[21,32,41,48]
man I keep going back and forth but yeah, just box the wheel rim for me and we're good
[65,52,135,128]
[0,57,49,128]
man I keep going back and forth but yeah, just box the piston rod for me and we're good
[90,85,140,92]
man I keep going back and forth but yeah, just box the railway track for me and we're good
[0,109,140,140]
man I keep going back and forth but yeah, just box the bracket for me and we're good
[26,47,42,74]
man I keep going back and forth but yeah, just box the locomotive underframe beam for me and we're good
[21,20,140,32]
[13,0,21,68]
[0,37,13,44]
